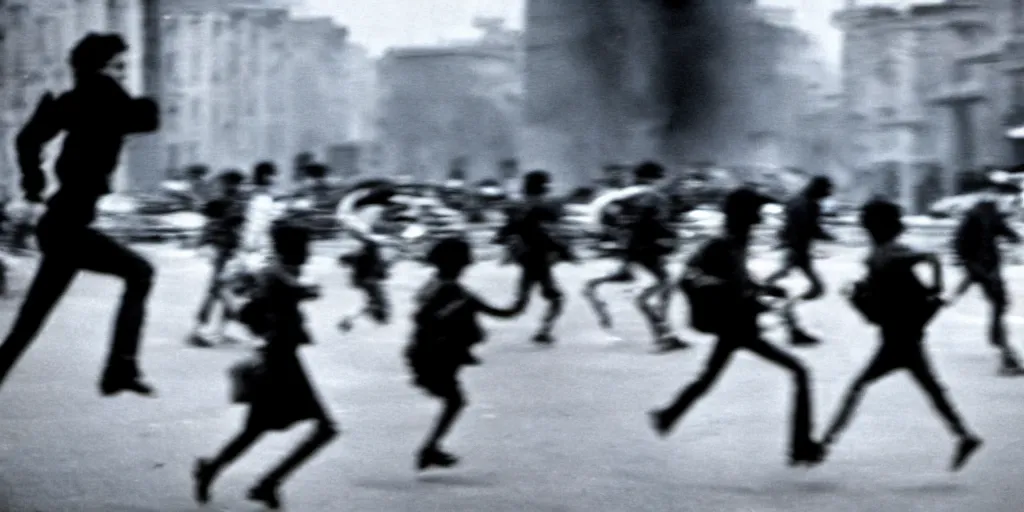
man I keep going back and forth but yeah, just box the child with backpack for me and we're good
[193,221,338,509]
[823,198,982,471]
[406,236,523,470]
[651,187,824,466]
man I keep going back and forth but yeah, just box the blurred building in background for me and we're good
[376,18,522,184]
[834,0,1024,213]
[0,0,376,194]
[0,0,149,195]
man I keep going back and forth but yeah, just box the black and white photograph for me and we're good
[0,0,1022,510]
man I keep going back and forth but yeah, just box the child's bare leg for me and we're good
[906,353,982,471]
[419,386,466,470]
[251,418,338,498]
[193,424,265,503]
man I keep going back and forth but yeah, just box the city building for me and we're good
[1,0,372,194]
[834,0,1024,212]
[376,18,522,183]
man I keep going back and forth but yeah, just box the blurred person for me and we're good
[0,33,160,396]
[189,170,248,347]
[654,187,824,466]
[764,176,837,347]
[193,221,337,509]
[185,164,212,211]
[948,176,1024,376]
[617,162,689,352]
[336,184,398,333]
[405,237,523,470]
[493,170,575,344]
[241,162,283,256]
[823,199,981,471]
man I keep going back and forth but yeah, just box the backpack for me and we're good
[847,276,883,325]
[952,212,980,263]
[678,239,733,334]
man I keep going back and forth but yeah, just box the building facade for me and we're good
[834,0,1024,213]
[376,20,522,183]
[1,0,372,194]
[0,0,150,195]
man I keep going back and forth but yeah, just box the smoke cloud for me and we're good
[524,0,793,179]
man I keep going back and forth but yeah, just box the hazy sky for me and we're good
[297,0,940,64]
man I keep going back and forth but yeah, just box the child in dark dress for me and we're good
[193,221,338,510]
[406,237,523,470]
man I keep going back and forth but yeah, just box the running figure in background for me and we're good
[948,175,1024,376]
[494,170,575,344]
[581,183,649,332]
[618,162,689,353]
[764,176,836,347]
[189,170,248,347]
[336,183,399,332]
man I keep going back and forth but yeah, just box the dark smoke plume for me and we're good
[524,0,790,181]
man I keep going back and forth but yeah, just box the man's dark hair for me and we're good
[807,175,833,198]
[303,163,328,179]
[426,236,473,271]
[186,164,210,179]
[254,161,277,186]
[218,169,245,186]
[722,187,772,223]
[859,198,904,243]
[634,161,666,182]
[271,220,311,254]
[523,170,551,196]
[69,33,127,79]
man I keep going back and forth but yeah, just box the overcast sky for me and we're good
[297,0,942,64]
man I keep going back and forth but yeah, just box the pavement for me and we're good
[0,244,1022,511]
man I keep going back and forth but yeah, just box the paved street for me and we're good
[0,244,1023,511]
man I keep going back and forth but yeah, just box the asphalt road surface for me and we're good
[0,244,1022,511]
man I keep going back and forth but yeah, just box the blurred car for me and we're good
[928,192,1019,219]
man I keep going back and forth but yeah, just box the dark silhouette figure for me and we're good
[194,222,337,510]
[189,170,248,347]
[651,187,824,466]
[584,162,688,352]
[823,199,982,471]
[764,176,836,346]
[405,237,523,470]
[0,33,159,396]
[494,170,574,344]
[949,182,1024,376]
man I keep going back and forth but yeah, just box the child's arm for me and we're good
[268,266,321,301]
[468,293,523,318]
[997,216,1022,244]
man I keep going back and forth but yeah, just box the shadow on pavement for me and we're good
[354,472,500,491]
